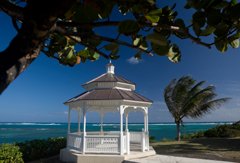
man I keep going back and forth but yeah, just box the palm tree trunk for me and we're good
[176,122,181,141]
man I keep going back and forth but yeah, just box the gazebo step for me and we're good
[60,147,156,163]
[125,147,156,160]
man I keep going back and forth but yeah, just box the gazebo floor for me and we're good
[60,146,156,163]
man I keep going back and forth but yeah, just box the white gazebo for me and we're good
[60,62,155,163]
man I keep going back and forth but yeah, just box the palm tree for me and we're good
[164,76,230,141]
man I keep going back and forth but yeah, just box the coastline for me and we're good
[0,122,233,144]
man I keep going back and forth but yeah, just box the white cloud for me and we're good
[127,57,142,64]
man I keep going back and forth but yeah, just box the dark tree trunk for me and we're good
[176,122,181,141]
[0,0,76,94]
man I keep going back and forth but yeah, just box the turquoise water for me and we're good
[0,122,232,143]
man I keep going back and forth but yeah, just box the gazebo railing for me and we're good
[67,133,82,152]
[129,131,149,151]
[129,132,142,143]
[85,135,120,153]
[67,131,148,154]
[86,131,120,136]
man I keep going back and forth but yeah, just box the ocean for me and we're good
[0,122,232,144]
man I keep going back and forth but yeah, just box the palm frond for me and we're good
[171,76,195,112]
[188,98,231,118]
[164,79,179,119]
[164,76,229,122]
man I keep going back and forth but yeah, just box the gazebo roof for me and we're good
[82,73,135,86]
[65,89,152,104]
[65,62,152,107]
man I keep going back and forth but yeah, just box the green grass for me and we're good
[151,138,240,162]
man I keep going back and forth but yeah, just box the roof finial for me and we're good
[106,60,115,74]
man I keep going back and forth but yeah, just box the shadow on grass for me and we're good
[189,138,240,151]
[152,138,240,162]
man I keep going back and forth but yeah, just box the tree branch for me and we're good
[0,0,77,94]
[11,18,20,32]
[67,35,109,59]
[55,26,109,59]
[56,21,120,28]
[0,0,24,20]
[57,20,213,49]
[93,35,153,56]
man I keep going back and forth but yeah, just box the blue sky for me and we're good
[0,1,240,123]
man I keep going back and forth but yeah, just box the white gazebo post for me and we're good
[142,109,147,152]
[67,107,71,133]
[125,110,130,154]
[125,112,128,131]
[78,109,81,133]
[146,110,149,151]
[82,108,87,154]
[100,111,104,134]
[144,110,147,132]
[119,106,124,155]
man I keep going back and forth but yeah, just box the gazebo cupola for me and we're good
[61,62,153,160]
[81,62,136,92]
[106,61,115,74]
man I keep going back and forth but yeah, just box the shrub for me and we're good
[181,124,240,139]
[181,131,204,140]
[149,136,157,143]
[204,124,240,138]
[17,137,66,162]
[0,144,24,163]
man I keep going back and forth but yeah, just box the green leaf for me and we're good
[88,50,100,61]
[73,5,99,23]
[104,43,119,51]
[92,52,100,60]
[66,48,74,59]
[193,11,205,27]
[145,9,162,23]
[167,44,181,63]
[147,0,155,5]
[145,15,160,23]
[174,19,188,39]
[231,0,238,5]
[228,3,240,19]
[174,19,185,29]
[215,38,228,52]
[133,37,141,46]
[214,22,229,37]
[206,10,221,26]
[146,33,168,46]
[212,1,229,9]
[229,39,239,48]
[147,9,162,15]
[139,39,148,50]
[185,0,196,9]
[77,49,89,57]
[118,20,140,35]
[109,54,120,60]
[87,38,102,47]
[193,23,201,36]
[200,26,215,36]
[104,43,119,56]
[97,0,115,19]
[76,49,90,63]
[151,43,169,56]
